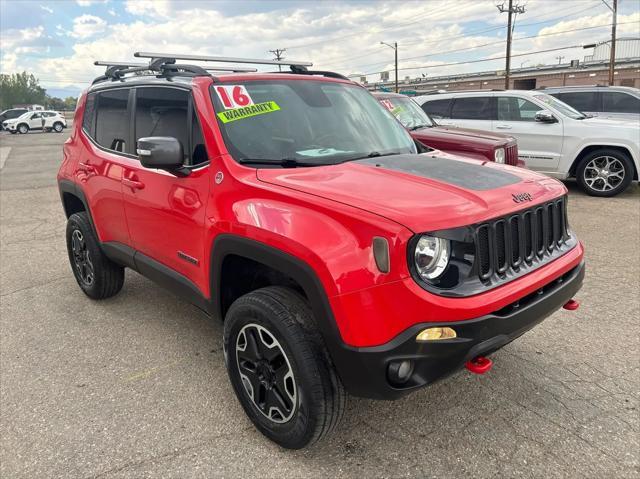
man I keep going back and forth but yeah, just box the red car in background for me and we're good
[374,92,524,167]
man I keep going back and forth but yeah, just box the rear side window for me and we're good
[95,89,130,153]
[552,92,596,112]
[602,92,640,113]
[422,99,451,119]
[134,87,207,166]
[451,97,493,120]
[82,93,96,137]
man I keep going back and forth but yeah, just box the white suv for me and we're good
[2,110,67,134]
[416,90,639,197]
[542,86,640,122]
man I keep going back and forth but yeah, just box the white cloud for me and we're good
[3,0,638,89]
[108,9,117,16]
[69,14,107,39]
[40,5,53,14]
[77,0,108,6]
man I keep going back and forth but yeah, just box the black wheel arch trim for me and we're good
[58,179,100,239]
[209,234,361,391]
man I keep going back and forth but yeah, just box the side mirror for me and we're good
[137,137,184,171]
[535,110,557,123]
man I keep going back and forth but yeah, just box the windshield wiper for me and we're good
[341,151,403,163]
[409,124,431,131]
[239,157,326,168]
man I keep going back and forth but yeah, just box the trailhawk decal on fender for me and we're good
[217,101,281,123]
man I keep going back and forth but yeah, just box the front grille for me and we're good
[474,196,570,282]
[505,144,519,166]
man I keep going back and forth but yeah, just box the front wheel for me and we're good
[17,124,29,134]
[223,286,345,449]
[576,149,634,197]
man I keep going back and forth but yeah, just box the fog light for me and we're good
[387,360,414,384]
[416,327,457,341]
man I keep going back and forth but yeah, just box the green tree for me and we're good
[64,96,77,110]
[0,72,47,111]
[46,96,66,111]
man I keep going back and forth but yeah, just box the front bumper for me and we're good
[334,260,584,400]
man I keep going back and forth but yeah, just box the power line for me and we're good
[284,4,450,50]
[321,1,602,67]
[352,44,592,77]
[340,21,633,73]
[269,48,286,72]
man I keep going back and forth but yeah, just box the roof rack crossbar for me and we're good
[94,60,258,74]
[134,51,313,67]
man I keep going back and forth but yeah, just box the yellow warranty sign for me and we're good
[217,101,281,123]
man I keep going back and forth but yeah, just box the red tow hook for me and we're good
[465,356,493,375]
[563,299,580,311]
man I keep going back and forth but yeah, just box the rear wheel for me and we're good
[66,212,124,299]
[53,122,64,133]
[224,286,345,449]
[17,124,29,134]
[576,149,634,197]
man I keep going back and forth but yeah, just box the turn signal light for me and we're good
[416,327,457,341]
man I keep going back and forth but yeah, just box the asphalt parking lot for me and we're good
[1,128,638,479]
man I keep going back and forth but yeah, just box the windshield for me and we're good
[211,80,417,165]
[377,96,434,129]
[533,93,586,120]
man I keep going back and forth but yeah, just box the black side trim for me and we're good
[100,241,212,315]
[134,251,212,314]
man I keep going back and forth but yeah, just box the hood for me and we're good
[416,125,514,146]
[257,154,566,233]
[581,116,640,129]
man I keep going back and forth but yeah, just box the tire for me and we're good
[576,149,634,197]
[224,286,345,449]
[17,123,29,134]
[66,212,124,299]
[53,122,64,133]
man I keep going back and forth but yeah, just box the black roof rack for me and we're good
[92,53,348,84]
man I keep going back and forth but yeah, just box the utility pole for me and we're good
[601,0,617,85]
[269,48,286,72]
[556,55,565,65]
[497,1,526,89]
[380,41,399,92]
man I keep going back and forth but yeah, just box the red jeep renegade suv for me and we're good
[58,53,584,449]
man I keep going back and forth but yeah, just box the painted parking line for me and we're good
[0,147,11,170]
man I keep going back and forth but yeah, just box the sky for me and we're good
[1,0,639,98]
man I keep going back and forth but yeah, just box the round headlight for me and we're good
[414,235,450,280]
[494,148,505,164]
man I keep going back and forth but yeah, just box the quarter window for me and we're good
[450,97,493,120]
[552,92,596,112]
[602,92,640,113]
[421,99,451,119]
[95,89,130,153]
[82,93,96,137]
[497,97,540,121]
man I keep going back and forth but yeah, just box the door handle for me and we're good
[122,178,145,190]
[496,124,512,130]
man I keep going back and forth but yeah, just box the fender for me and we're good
[58,179,100,237]
[569,141,639,178]
[209,234,362,388]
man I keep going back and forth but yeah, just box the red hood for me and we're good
[257,154,565,233]
[413,125,514,147]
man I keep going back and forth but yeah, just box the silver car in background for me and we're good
[540,86,640,122]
